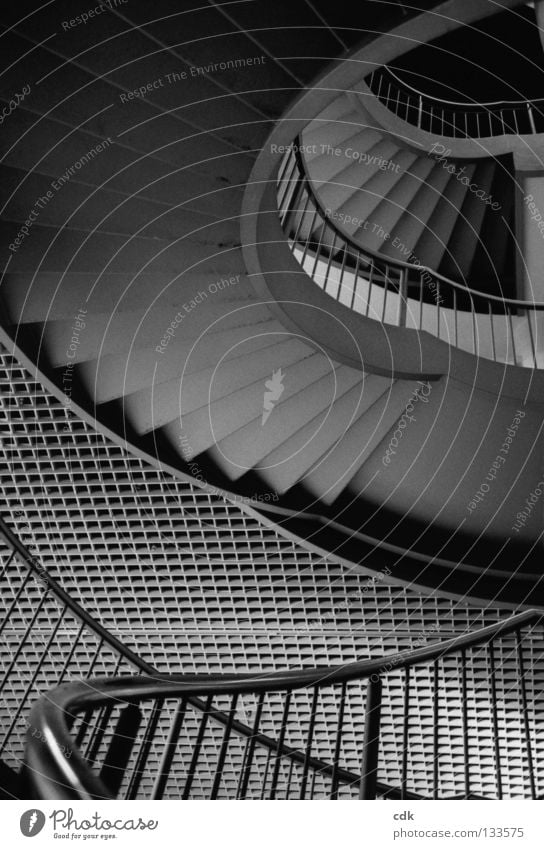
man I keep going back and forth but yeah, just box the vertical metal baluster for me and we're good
[269,691,292,799]
[238,691,265,799]
[516,629,537,799]
[526,310,537,369]
[151,699,187,800]
[454,287,458,348]
[507,308,517,365]
[331,681,347,800]
[401,666,410,799]
[300,205,320,269]
[470,292,477,355]
[500,109,506,135]
[310,766,317,799]
[366,261,374,317]
[350,252,362,311]
[337,244,348,301]
[464,111,468,139]
[359,677,382,799]
[82,654,123,762]
[236,737,250,799]
[85,704,115,764]
[322,232,338,293]
[290,189,311,246]
[210,693,239,799]
[488,641,503,800]
[382,266,389,323]
[488,302,497,362]
[300,686,319,799]
[277,152,296,213]
[476,111,481,138]
[527,102,536,133]
[398,267,407,327]
[461,649,470,799]
[417,95,423,129]
[182,695,214,799]
[260,749,272,799]
[125,698,165,800]
[377,70,384,101]
[436,281,441,338]
[311,220,328,279]
[286,758,295,799]
[433,660,439,799]
[512,107,520,136]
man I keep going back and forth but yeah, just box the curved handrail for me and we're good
[26,609,543,799]
[383,65,544,110]
[366,65,544,138]
[280,140,544,369]
[0,512,387,798]
[293,140,544,310]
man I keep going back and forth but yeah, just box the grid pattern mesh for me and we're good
[0,343,543,798]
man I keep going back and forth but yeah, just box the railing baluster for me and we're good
[433,660,439,799]
[260,748,272,799]
[488,301,497,362]
[269,691,292,799]
[151,698,187,800]
[359,676,382,799]
[516,629,536,799]
[461,649,470,799]
[182,694,213,799]
[401,666,410,799]
[125,698,165,799]
[528,102,536,133]
[330,681,347,799]
[488,640,503,799]
[237,692,265,799]
[210,693,238,799]
[526,309,537,369]
[300,685,319,799]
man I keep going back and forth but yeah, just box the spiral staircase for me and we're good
[1,0,544,800]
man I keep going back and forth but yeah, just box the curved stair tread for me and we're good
[207,365,366,480]
[255,374,394,494]
[166,353,337,458]
[302,379,427,504]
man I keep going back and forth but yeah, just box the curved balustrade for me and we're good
[1,510,543,800]
[25,608,544,800]
[366,65,544,138]
[278,142,544,369]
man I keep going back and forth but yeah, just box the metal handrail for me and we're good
[293,140,544,311]
[281,140,544,369]
[367,65,544,138]
[382,65,544,110]
[25,609,543,799]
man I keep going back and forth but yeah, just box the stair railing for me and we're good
[367,65,544,138]
[25,605,544,800]
[278,140,544,369]
[0,512,418,801]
